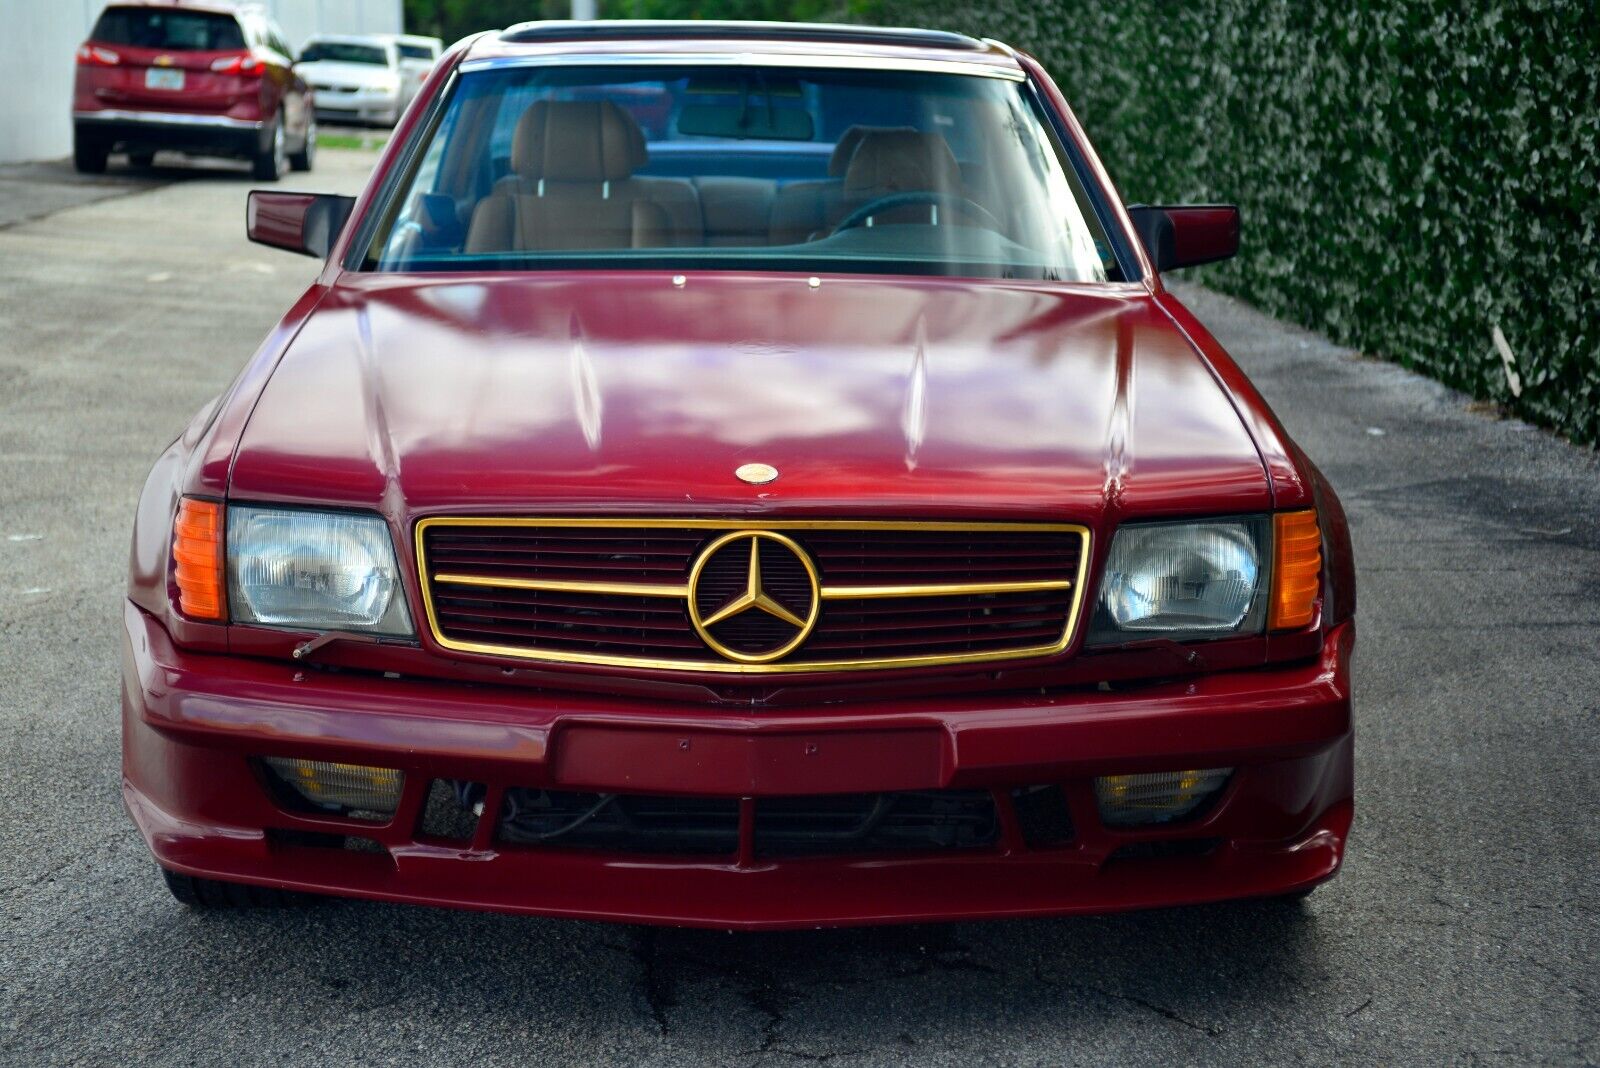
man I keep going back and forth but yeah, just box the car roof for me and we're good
[303,33,396,47]
[464,20,1022,77]
[98,0,252,15]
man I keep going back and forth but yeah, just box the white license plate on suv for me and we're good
[145,68,185,91]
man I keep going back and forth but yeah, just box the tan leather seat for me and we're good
[768,125,910,245]
[768,127,959,244]
[619,119,704,247]
[841,130,963,203]
[465,100,701,252]
[693,177,776,246]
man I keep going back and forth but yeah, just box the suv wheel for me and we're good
[289,118,316,172]
[128,150,156,169]
[252,114,287,182]
[73,132,108,174]
[160,866,307,908]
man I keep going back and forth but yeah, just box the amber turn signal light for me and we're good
[1270,510,1321,631]
[173,498,226,620]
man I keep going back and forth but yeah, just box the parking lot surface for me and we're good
[1,148,1596,1066]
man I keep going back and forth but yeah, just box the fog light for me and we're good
[262,757,403,816]
[1094,768,1232,827]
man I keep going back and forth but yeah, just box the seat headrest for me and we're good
[827,125,917,177]
[512,100,648,182]
[842,131,962,197]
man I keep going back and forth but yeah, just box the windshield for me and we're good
[300,42,389,66]
[91,7,244,51]
[364,64,1121,282]
[398,43,437,61]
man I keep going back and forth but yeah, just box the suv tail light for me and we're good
[210,53,263,75]
[76,45,121,66]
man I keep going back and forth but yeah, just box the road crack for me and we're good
[1037,966,1223,1037]
[632,928,677,1036]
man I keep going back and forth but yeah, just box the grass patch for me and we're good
[319,132,388,151]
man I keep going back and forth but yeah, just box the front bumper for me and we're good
[74,109,264,160]
[310,91,399,125]
[122,601,1354,929]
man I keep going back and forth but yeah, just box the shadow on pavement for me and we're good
[0,152,253,230]
[121,894,1323,1055]
[0,137,384,230]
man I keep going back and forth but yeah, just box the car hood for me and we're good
[229,273,1271,522]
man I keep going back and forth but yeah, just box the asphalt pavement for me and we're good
[0,145,1596,1066]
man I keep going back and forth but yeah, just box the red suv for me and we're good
[73,1,314,180]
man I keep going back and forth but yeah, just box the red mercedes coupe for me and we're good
[123,21,1355,926]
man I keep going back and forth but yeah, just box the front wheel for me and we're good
[160,867,307,908]
[73,131,108,174]
[288,117,316,172]
[251,114,287,182]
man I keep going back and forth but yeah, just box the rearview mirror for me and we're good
[676,103,814,141]
[246,191,357,259]
[1126,204,1240,272]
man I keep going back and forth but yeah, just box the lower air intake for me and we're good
[495,788,1000,858]
[754,790,998,857]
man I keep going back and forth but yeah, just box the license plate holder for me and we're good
[553,726,947,795]
[145,68,185,91]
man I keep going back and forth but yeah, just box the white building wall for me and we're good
[0,0,404,164]
[268,0,403,53]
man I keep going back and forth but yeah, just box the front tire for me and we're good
[288,118,315,172]
[252,113,287,182]
[73,132,108,174]
[160,867,305,908]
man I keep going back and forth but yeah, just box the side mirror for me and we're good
[1126,204,1240,272]
[246,190,357,259]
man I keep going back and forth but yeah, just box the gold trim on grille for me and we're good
[415,517,1092,674]
[432,573,690,598]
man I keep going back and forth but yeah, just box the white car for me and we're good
[296,35,404,126]
[391,34,443,109]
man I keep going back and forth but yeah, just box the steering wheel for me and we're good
[831,191,1005,235]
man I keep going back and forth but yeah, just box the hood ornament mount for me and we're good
[735,463,778,485]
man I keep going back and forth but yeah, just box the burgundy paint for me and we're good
[245,191,317,254]
[124,602,1353,927]
[120,26,1358,924]
[1164,205,1242,270]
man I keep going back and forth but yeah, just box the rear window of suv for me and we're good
[90,7,244,51]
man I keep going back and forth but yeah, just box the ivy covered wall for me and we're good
[861,1,1599,444]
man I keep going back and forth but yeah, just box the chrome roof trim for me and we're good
[458,52,1026,80]
[499,20,987,52]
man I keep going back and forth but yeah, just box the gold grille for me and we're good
[415,517,1091,674]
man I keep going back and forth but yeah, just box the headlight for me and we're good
[1089,518,1268,644]
[227,507,412,635]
